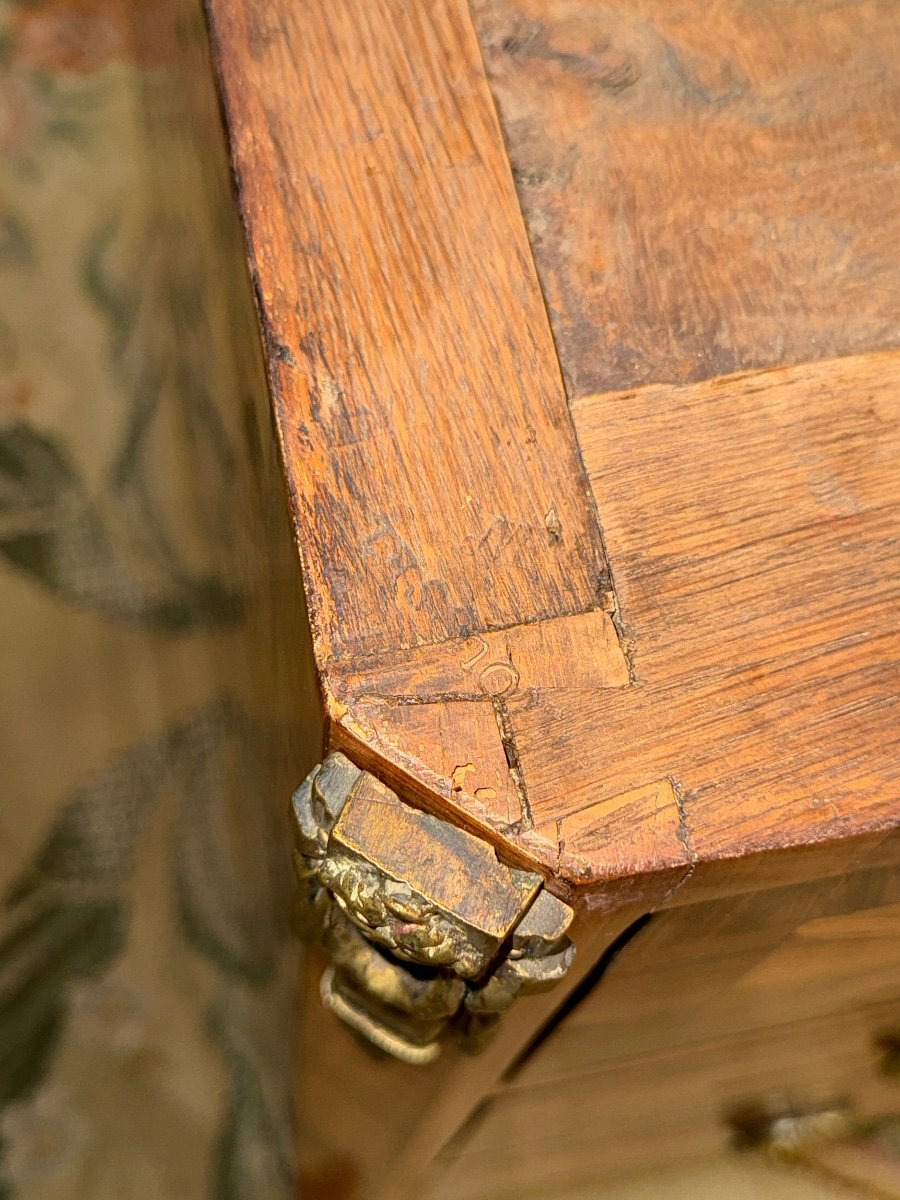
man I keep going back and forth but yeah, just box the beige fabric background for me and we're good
[0,2,312,1196]
[0,3,893,1200]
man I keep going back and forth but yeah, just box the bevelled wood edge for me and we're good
[322,618,693,908]
[324,645,694,908]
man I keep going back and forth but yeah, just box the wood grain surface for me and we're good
[472,0,900,396]
[333,351,900,904]
[431,1004,900,1199]
[203,3,900,1197]
[520,867,900,1084]
[207,0,900,907]
[205,0,609,664]
[204,0,637,893]
[562,353,900,891]
[298,901,651,1200]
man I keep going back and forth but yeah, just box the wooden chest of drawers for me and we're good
[198,1,899,1195]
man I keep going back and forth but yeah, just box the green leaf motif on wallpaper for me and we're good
[0,699,296,1200]
[0,214,34,273]
[172,701,288,985]
[0,172,259,633]
[0,422,243,629]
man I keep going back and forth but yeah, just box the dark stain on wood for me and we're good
[473,0,900,395]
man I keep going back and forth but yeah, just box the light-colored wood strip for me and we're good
[506,353,900,889]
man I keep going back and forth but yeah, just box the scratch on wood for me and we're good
[491,696,532,829]
[670,777,694,860]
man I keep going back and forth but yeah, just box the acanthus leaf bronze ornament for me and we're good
[290,752,575,1063]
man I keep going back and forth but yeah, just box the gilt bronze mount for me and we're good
[291,753,575,1064]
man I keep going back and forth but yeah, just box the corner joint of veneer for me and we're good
[545,776,696,909]
[324,694,550,861]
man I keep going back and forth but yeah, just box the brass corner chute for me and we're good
[291,752,575,1063]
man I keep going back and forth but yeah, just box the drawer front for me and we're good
[429,868,900,1199]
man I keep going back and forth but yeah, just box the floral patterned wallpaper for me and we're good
[0,2,313,1196]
